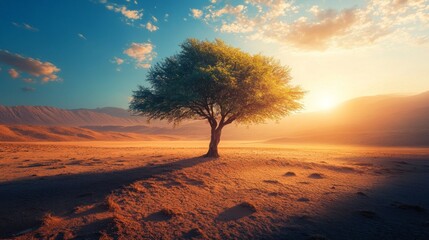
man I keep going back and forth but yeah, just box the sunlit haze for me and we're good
[1,0,428,112]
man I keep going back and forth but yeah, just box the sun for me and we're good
[319,95,338,110]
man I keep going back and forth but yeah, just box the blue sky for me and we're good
[0,0,220,109]
[1,0,428,111]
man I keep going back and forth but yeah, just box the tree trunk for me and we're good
[205,126,222,158]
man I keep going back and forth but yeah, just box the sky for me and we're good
[0,0,428,112]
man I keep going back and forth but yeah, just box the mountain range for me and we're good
[1,91,428,146]
[0,106,147,126]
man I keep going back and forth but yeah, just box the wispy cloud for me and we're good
[123,42,156,68]
[195,0,429,50]
[78,33,87,40]
[0,50,60,83]
[284,8,358,50]
[23,78,34,83]
[208,4,246,18]
[144,22,158,32]
[12,22,39,32]
[99,0,164,36]
[190,9,203,19]
[113,57,124,65]
[21,86,35,92]
[105,3,143,20]
[8,68,20,79]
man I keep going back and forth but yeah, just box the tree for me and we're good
[130,39,304,158]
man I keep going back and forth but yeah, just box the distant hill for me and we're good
[1,91,429,146]
[265,91,429,146]
[0,106,148,126]
[0,125,178,142]
[81,107,133,118]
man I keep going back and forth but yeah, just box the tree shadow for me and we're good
[0,156,209,238]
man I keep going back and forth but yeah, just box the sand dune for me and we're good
[0,125,177,142]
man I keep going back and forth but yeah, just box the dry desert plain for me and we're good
[1,141,429,239]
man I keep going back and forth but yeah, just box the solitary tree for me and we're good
[130,39,304,157]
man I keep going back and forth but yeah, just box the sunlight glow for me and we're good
[318,95,338,110]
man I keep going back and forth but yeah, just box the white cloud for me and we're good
[202,4,247,21]
[113,57,124,65]
[245,0,294,17]
[196,0,429,50]
[23,78,34,83]
[21,86,35,92]
[8,68,19,79]
[119,6,142,19]
[78,33,87,40]
[212,4,245,17]
[285,8,358,50]
[145,22,159,32]
[191,8,203,19]
[123,42,156,68]
[0,50,60,82]
[12,22,39,32]
[136,63,151,69]
[104,2,143,21]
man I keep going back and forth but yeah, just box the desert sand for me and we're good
[1,141,429,239]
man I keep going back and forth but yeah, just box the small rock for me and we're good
[308,173,324,179]
[356,192,368,197]
[263,180,280,184]
[183,228,205,239]
[239,202,257,212]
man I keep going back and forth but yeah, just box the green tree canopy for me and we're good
[130,39,304,157]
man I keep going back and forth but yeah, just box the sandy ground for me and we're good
[1,141,429,239]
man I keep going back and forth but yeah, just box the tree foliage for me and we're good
[130,38,304,157]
